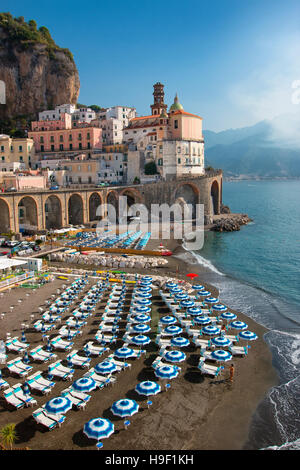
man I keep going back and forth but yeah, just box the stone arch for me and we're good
[89,192,103,222]
[0,198,11,233]
[120,187,143,207]
[174,183,200,219]
[45,195,62,229]
[68,193,84,226]
[106,190,119,223]
[211,180,220,215]
[18,196,38,232]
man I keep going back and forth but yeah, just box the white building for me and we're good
[98,106,136,127]
[39,104,96,124]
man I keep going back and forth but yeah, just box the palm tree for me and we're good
[0,423,18,450]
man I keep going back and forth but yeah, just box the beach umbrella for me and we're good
[159,315,177,325]
[136,298,152,306]
[154,365,179,380]
[83,418,114,441]
[220,312,237,322]
[136,287,152,293]
[95,361,117,375]
[141,276,152,282]
[211,336,232,348]
[164,350,186,363]
[21,330,27,343]
[194,316,211,325]
[170,336,190,348]
[139,281,152,287]
[174,293,189,301]
[46,338,52,352]
[202,325,221,336]
[133,314,151,323]
[136,292,152,299]
[196,290,211,297]
[187,307,202,316]
[130,335,151,346]
[134,306,151,314]
[114,347,135,359]
[186,273,198,280]
[23,351,30,364]
[212,304,227,313]
[180,300,195,309]
[131,323,151,334]
[238,331,258,342]
[44,396,72,415]
[72,377,97,392]
[111,399,139,418]
[205,296,219,305]
[193,284,205,291]
[211,349,232,362]
[135,381,161,396]
[230,320,248,330]
[165,282,178,289]
[23,382,30,396]
[164,325,183,335]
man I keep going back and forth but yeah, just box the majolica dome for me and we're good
[169,93,184,112]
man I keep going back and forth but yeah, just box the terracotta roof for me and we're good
[130,114,158,121]
[171,110,202,119]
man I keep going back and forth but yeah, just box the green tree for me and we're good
[0,423,18,450]
[144,161,158,175]
[89,105,102,112]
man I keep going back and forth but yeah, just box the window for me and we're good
[78,133,82,140]
[88,176,92,183]
[158,158,163,166]
[18,145,23,152]
[59,144,64,151]
[87,133,90,140]
[174,120,178,129]
[51,145,54,151]
[78,165,81,171]
[78,177,82,183]
[69,134,72,141]
[39,137,44,143]
[69,144,73,150]
[1,156,5,161]
[19,156,23,161]
[88,165,91,171]
[0,146,4,152]
[41,145,44,152]
[59,135,63,142]
[178,158,181,164]
[177,147,181,153]
[50,136,54,142]
[87,142,91,149]
[79,143,82,150]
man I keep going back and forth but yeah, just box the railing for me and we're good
[0,271,35,289]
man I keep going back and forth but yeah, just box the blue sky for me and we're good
[2,0,300,131]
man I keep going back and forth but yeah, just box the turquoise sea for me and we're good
[192,180,300,449]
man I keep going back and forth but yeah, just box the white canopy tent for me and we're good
[0,258,27,271]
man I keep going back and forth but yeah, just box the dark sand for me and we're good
[0,236,278,450]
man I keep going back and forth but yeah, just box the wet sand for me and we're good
[0,236,278,450]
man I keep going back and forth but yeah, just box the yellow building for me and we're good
[0,134,35,169]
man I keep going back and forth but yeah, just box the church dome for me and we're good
[170,93,184,112]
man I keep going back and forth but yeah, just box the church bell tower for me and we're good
[151,82,168,116]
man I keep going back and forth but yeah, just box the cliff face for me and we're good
[0,26,80,119]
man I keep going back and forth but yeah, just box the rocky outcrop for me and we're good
[0,26,80,119]
[212,214,252,232]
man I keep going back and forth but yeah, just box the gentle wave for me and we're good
[182,244,224,276]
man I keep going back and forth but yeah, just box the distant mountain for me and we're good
[203,115,300,178]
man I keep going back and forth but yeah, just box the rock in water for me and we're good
[0,14,80,120]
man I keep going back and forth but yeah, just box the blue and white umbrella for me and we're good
[23,351,30,364]
[220,312,237,321]
[139,281,152,287]
[44,396,72,414]
[211,336,232,348]
[154,365,179,380]
[194,316,211,325]
[238,331,258,341]
[165,282,178,289]
[83,418,114,441]
[114,347,135,359]
[21,330,27,343]
[197,290,211,297]
[134,306,151,314]
[202,325,221,336]
[164,325,183,335]
[72,377,97,392]
[131,323,151,334]
[95,361,118,375]
[136,287,152,293]
[193,284,205,291]
[136,292,152,299]
[170,336,190,348]
[159,316,177,325]
[136,298,152,306]
[133,314,151,323]
[141,276,152,282]
[174,293,189,301]
[187,307,202,316]
[212,304,227,313]
[23,382,30,396]
[164,350,186,363]
[169,287,183,294]
[205,296,219,305]
[211,349,232,362]
[135,381,161,396]
[180,300,195,309]
[230,320,248,330]
[130,335,151,346]
[111,399,139,417]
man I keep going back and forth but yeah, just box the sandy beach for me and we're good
[0,235,278,450]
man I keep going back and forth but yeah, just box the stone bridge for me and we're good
[0,170,222,233]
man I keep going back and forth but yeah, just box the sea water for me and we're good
[191,180,300,449]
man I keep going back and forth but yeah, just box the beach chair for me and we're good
[58,327,81,339]
[67,350,91,368]
[62,387,91,405]
[107,355,131,370]
[50,336,74,351]
[193,338,211,350]
[229,345,248,356]
[48,361,74,381]
[33,320,55,332]
[6,358,32,377]
[33,408,65,430]
[223,334,239,344]
[6,337,29,353]
[27,372,54,395]
[84,342,108,357]
[200,350,216,361]
[0,375,9,390]
[29,346,57,363]
[60,390,88,410]
[12,383,37,407]
[198,359,222,378]
[84,368,114,387]
[3,388,25,409]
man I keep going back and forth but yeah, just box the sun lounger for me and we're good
[48,361,74,380]
[223,334,239,343]
[3,388,25,409]
[193,338,211,350]
[84,342,108,357]
[27,372,55,394]
[58,327,81,339]
[29,346,57,362]
[50,336,74,351]
[6,336,29,353]
[62,387,91,405]
[229,345,248,356]
[12,383,37,407]
[198,359,222,377]
[6,358,32,377]
[33,320,55,332]
[106,355,131,369]
[60,390,88,410]
[33,408,65,430]
[67,350,91,368]
[84,368,114,387]
[0,376,9,390]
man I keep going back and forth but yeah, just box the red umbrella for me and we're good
[186,273,198,279]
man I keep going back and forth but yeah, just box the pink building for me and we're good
[31,113,72,131]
